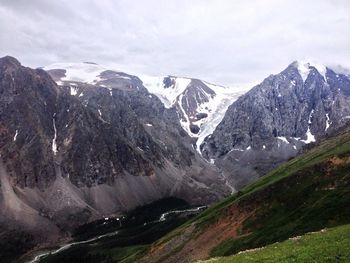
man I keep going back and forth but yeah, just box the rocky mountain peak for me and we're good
[201,61,350,189]
[0,56,21,67]
[0,56,22,75]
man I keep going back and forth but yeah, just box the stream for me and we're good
[27,205,206,263]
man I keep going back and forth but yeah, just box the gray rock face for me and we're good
[140,75,246,149]
[0,57,230,248]
[201,61,350,188]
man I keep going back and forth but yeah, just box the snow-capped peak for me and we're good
[44,62,108,84]
[296,60,327,82]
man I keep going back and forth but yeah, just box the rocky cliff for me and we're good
[201,61,350,188]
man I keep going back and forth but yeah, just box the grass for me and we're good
[202,223,350,263]
[150,127,350,261]
[208,159,350,257]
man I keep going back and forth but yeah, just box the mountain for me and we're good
[0,57,232,258]
[45,64,248,154]
[138,122,350,263]
[201,61,350,189]
[140,75,248,152]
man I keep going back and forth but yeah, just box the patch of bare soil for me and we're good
[141,203,256,263]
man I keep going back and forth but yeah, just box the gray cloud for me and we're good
[0,0,349,86]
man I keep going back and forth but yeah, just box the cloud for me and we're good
[0,0,349,86]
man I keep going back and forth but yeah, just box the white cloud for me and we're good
[0,0,349,86]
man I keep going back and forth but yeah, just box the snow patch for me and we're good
[177,93,192,135]
[301,110,316,144]
[70,86,78,96]
[297,61,327,82]
[194,84,249,153]
[13,130,18,141]
[277,136,289,144]
[325,113,331,131]
[108,87,112,96]
[145,123,153,127]
[52,114,58,155]
[140,75,191,108]
[45,62,107,84]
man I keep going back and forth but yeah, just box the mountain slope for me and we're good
[201,61,350,189]
[0,57,231,261]
[45,64,249,154]
[140,75,248,152]
[200,223,350,263]
[139,123,350,263]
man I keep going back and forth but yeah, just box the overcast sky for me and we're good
[0,0,349,86]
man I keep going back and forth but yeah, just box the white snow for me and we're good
[263,145,266,149]
[52,115,58,155]
[98,109,102,117]
[301,127,316,144]
[45,62,107,84]
[246,146,251,150]
[301,110,316,144]
[79,92,84,97]
[140,75,191,108]
[325,113,331,131]
[291,80,296,86]
[177,93,192,135]
[145,123,153,127]
[277,136,289,144]
[13,130,18,141]
[297,61,327,82]
[194,83,249,153]
[70,86,78,96]
[140,74,250,153]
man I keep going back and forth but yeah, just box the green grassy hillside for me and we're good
[201,223,350,263]
[143,127,350,262]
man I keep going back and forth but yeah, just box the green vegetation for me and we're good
[153,127,350,261]
[203,223,350,263]
[39,197,196,263]
[73,197,189,241]
[207,129,350,257]
[41,245,148,263]
[192,128,350,232]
